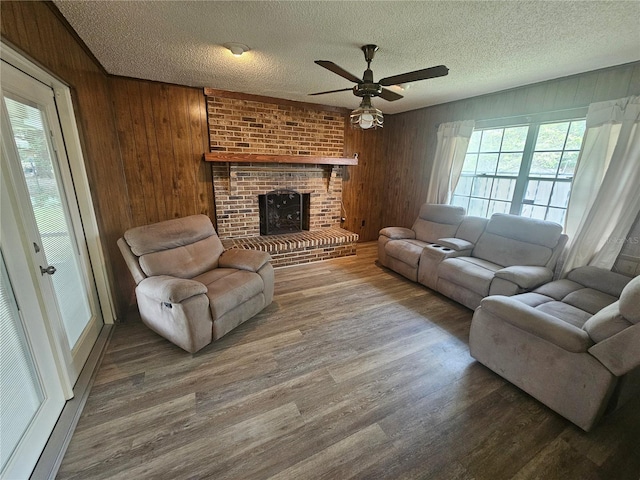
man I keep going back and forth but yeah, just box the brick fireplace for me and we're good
[205,89,359,267]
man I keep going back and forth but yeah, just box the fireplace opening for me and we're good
[259,189,310,235]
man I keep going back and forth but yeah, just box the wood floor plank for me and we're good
[57,242,640,479]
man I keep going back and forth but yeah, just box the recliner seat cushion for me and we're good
[536,301,592,328]
[205,270,264,320]
[563,288,619,315]
[438,257,501,296]
[385,239,432,267]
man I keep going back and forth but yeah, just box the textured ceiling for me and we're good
[54,1,640,115]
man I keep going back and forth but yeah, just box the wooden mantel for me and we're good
[203,152,358,166]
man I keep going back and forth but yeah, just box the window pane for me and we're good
[547,207,566,225]
[479,129,503,152]
[530,152,561,177]
[522,204,547,220]
[536,122,570,150]
[454,176,473,196]
[468,198,489,217]
[461,154,478,174]
[488,200,510,216]
[501,126,528,151]
[558,151,579,177]
[477,153,498,174]
[491,178,516,201]
[467,131,481,152]
[565,120,586,150]
[525,180,554,205]
[549,181,571,208]
[471,177,493,198]
[451,195,469,210]
[497,152,522,174]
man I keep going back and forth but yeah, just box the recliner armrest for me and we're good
[137,275,207,303]
[494,266,553,290]
[479,296,593,353]
[379,227,415,240]
[436,237,474,251]
[219,248,271,272]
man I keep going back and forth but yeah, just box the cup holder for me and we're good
[442,247,451,251]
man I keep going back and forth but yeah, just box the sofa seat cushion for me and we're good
[202,270,264,320]
[385,239,432,267]
[533,279,585,301]
[438,257,501,297]
[536,301,592,328]
[512,292,555,308]
[563,288,619,315]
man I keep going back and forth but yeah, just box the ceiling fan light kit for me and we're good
[311,44,448,130]
[350,96,383,129]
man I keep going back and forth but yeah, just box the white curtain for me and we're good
[426,120,475,204]
[562,95,640,275]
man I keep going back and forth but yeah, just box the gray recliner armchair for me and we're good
[118,214,274,353]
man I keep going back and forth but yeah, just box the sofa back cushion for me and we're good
[124,214,224,279]
[473,214,563,267]
[455,216,488,244]
[567,266,631,298]
[619,275,640,324]
[411,204,465,243]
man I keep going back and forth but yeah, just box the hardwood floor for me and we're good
[57,242,640,480]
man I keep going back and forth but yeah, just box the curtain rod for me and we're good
[437,105,589,129]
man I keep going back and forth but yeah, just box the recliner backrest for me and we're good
[123,214,224,279]
[411,204,465,243]
[472,214,563,267]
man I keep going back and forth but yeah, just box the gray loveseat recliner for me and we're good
[470,267,640,431]
[437,214,568,309]
[378,204,567,310]
[118,214,274,353]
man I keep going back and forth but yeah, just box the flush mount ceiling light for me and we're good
[350,96,383,130]
[223,42,250,57]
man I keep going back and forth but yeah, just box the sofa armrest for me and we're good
[436,237,474,251]
[379,227,415,240]
[479,296,593,353]
[494,266,553,290]
[137,275,207,303]
[589,323,640,376]
[219,248,271,272]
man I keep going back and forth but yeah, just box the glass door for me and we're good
[1,62,103,384]
[0,171,67,479]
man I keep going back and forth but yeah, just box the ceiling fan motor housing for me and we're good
[353,83,382,97]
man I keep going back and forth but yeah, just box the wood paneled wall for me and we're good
[1,2,212,317]
[378,62,640,233]
[110,76,212,228]
[1,1,133,316]
[342,127,386,241]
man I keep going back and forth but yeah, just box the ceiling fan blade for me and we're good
[379,65,449,86]
[315,60,362,83]
[379,88,404,102]
[308,88,353,96]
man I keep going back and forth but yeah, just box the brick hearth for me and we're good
[222,227,358,268]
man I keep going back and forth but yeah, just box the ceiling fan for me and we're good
[310,45,448,129]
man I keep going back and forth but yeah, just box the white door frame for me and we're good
[1,42,115,325]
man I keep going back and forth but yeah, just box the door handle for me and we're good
[40,265,57,276]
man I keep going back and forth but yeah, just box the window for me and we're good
[451,118,586,225]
